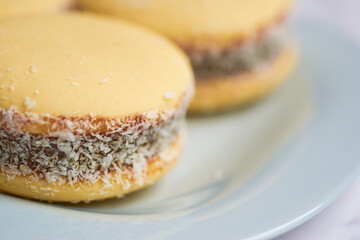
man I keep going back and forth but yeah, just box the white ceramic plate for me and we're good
[1,16,360,240]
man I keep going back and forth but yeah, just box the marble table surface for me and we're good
[276,0,360,239]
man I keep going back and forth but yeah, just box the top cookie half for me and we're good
[78,0,292,49]
[0,14,194,134]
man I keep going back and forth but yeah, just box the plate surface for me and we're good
[1,16,360,240]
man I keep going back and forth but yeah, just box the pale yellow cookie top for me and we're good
[0,0,70,18]
[78,0,292,47]
[0,14,193,117]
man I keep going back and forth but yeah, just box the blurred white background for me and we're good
[298,0,360,41]
[277,0,360,239]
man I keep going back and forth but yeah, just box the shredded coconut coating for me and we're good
[0,87,193,186]
[188,22,289,80]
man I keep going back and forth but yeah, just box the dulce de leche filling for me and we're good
[188,21,289,80]
[0,92,192,187]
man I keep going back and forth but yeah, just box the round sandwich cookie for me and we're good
[78,0,296,113]
[0,14,194,202]
[0,0,75,18]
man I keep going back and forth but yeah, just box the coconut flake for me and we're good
[30,65,36,73]
[24,97,36,111]
[100,78,109,84]
[68,74,78,81]
[163,91,174,100]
